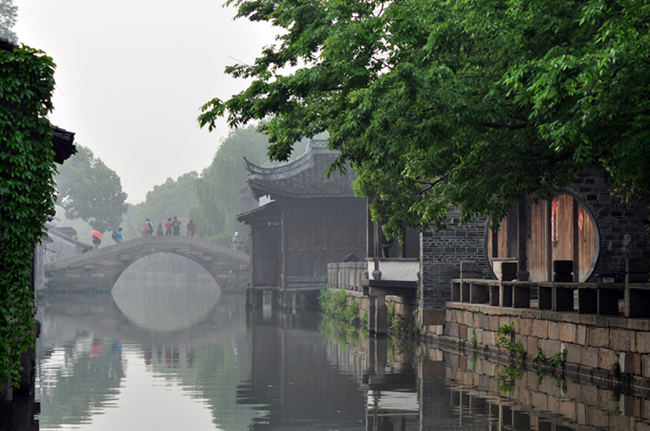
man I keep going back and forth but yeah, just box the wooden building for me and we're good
[420,169,650,313]
[237,140,366,298]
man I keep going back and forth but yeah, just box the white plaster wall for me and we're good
[367,259,419,281]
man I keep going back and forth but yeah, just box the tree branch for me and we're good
[482,121,529,130]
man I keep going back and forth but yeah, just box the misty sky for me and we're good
[14,0,279,203]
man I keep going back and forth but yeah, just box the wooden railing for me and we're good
[450,278,650,318]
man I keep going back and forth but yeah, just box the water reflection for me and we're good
[36,291,257,431]
[439,349,650,430]
[27,261,650,430]
[112,253,221,332]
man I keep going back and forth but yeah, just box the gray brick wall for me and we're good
[571,169,650,276]
[420,209,493,309]
[420,169,650,310]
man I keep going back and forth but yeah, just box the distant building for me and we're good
[45,227,94,263]
[237,140,366,291]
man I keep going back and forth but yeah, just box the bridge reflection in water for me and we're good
[111,253,221,332]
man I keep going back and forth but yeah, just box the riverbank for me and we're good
[325,315,650,430]
[328,285,650,397]
[424,300,650,396]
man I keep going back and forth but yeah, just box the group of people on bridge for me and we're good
[90,218,199,250]
[145,217,196,237]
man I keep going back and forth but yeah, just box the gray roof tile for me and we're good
[245,140,357,199]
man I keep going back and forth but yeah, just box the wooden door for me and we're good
[488,193,597,282]
[252,224,281,287]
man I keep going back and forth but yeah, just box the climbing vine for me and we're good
[0,45,57,386]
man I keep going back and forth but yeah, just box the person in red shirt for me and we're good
[165,218,173,236]
[186,219,196,236]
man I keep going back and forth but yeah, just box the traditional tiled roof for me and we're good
[48,228,94,251]
[236,201,281,224]
[0,38,17,53]
[244,140,357,200]
[52,127,77,164]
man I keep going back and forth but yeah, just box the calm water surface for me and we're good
[31,255,650,431]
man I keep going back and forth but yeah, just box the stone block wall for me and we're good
[444,302,650,387]
[338,289,417,329]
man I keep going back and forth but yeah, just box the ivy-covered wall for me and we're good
[0,44,58,386]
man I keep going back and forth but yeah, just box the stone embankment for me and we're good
[430,300,650,393]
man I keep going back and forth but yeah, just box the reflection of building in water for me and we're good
[325,332,420,430]
[326,333,650,430]
[240,311,367,429]
[366,390,419,431]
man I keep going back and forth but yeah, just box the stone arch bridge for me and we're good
[45,236,250,292]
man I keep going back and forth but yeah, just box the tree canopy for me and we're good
[190,124,307,245]
[200,0,650,235]
[190,124,275,245]
[55,145,128,233]
[0,0,17,43]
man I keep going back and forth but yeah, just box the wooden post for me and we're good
[517,201,529,281]
[279,202,287,290]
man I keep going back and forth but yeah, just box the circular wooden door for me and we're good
[487,193,598,282]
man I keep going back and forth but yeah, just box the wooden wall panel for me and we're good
[577,204,596,282]
[404,226,420,259]
[506,205,518,258]
[491,194,598,283]
[527,200,549,282]
[487,227,492,265]
[553,194,575,262]
[283,197,366,282]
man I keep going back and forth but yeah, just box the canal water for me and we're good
[30,255,650,430]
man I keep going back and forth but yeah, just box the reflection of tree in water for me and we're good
[38,338,125,428]
[192,341,260,431]
[37,278,259,431]
[141,336,258,431]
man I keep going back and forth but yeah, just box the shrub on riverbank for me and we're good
[318,286,364,327]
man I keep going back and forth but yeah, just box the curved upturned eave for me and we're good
[243,140,356,200]
[247,181,357,200]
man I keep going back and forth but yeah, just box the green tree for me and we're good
[55,145,128,233]
[121,172,198,239]
[0,0,17,43]
[200,0,650,236]
[191,124,308,245]
[190,124,275,245]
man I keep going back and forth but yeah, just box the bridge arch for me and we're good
[46,236,250,293]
